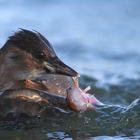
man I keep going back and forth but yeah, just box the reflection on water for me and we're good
[0,77,140,140]
[0,0,140,139]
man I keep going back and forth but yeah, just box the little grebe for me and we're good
[0,29,78,92]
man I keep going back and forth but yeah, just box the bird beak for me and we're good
[43,58,79,77]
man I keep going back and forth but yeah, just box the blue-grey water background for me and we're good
[0,0,140,139]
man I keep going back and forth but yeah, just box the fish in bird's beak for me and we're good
[67,77,104,112]
[43,57,79,77]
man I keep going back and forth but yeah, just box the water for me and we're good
[0,0,140,139]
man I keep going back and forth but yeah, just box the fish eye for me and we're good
[68,87,72,91]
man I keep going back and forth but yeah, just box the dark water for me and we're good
[0,0,140,139]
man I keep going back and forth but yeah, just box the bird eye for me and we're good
[36,53,45,59]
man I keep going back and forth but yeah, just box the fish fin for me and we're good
[84,86,91,93]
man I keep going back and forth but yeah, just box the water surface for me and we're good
[0,0,140,139]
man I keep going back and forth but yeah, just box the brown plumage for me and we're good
[0,29,78,92]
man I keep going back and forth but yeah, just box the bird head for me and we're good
[0,29,79,91]
[1,29,78,80]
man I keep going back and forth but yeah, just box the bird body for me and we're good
[0,29,79,117]
[0,29,102,117]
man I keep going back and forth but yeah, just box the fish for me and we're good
[66,77,104,112]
